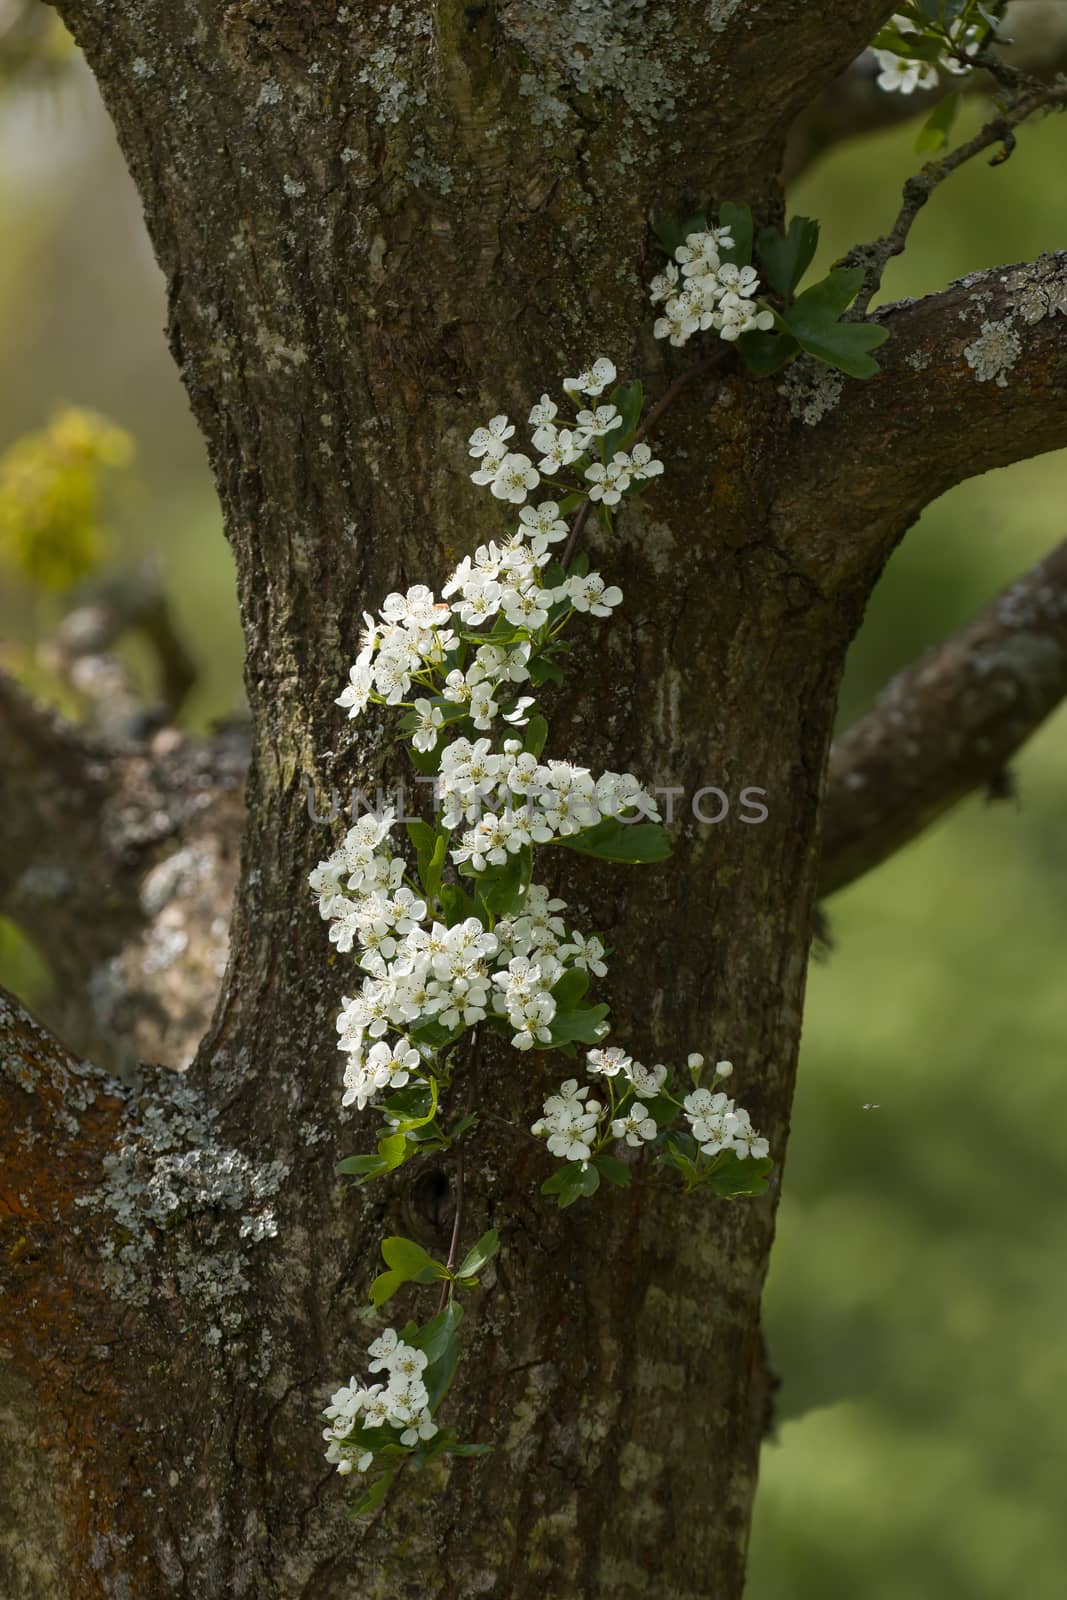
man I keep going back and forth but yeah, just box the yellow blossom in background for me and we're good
[0,407,134,592]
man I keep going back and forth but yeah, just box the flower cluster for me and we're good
[466,361,662,510]
[323,1328,437,1476]
[532,1049,768,1180]
[318,346,772,1500]
[650,226,774,349]
[874,10,981,94]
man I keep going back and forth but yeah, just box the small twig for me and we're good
[848,80,1067,318]
[560,498,593,571]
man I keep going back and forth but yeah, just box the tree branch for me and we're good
[772,252,1067,596]
[785,7,1067,184]
[820,535,1067,897]
[0,671,246,1071]
[846,83,1067,316]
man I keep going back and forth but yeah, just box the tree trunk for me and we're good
[2,3,912,1596]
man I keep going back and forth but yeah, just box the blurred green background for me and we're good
[1,27,1065,1600]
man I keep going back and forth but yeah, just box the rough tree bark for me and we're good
[3,3,1066,1596]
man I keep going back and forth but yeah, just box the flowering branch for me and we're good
[820,532,1067,898]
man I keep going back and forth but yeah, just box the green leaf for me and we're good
[756,215,820,297]
[593,1152,632,1187]
[548,1002,610,1046]
[377,1130,413,1171]
[915,89,960,154]
[529,655,564,688]
[790,265,864,321]
[541,1160,600,1208]
[336,1153,389,1181]
[423,1321,464,1411]
[467,844,533,919]
[523,714,549,758]
[405,819,435,857]
[381,1235,440,1275]
[601,379,644,457]
[456,1228,500,1279]
[369,1268,407,1308]
[780,268,889,379]
[438,882,477,926]
[871,27,945,61]
[559,817,672,864]
[719,201,753,267]
[348,1469,397,1519]
[735,328,799,377]
[382,1077,439,1134]
[704,1151,774,1199]
[448,1111,478,1141]
[410,1300,464,1365]
[551,966,591,1011]
[652,211,706,257]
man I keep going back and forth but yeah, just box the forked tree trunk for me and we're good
[3,4,898,1596]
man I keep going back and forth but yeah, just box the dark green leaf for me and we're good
[594,1152,632,1187]
[410,1301,464,1365]
[735,328,799,376]
[529,655,564,688]
[559,817,672,864]
[780,268,889,379]
[548,1002,610,1046]
[550,967,591,1010]
[600,380,644,457]
[652,211,707,256]
[871,27,945,61]
[719,201,753,267]
[348,1469,397,1519]
[456,1228,500,1279]
[705,1151,774,1199]
[438,883,477,927]
[915,89,960,154]
[523,714,549,758]
[756,216,820,297]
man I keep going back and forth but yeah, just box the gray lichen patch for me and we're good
[964,316,1022,387]
[501,0,707,157]
[82,1077,288,1340]
[778,357,844,426]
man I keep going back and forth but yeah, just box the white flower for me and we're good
[412,698,444,752]
[564,572,623,617]
[628,1060,668,1098]
[519,501,568,546]
[337,660,373,719]
[400,1410,439,1447]
[629,443,663,480]
[491,453,540,504]
[468,413,514,457]
[687,1052,705,1070]
[584,458,629,506]
[573,404,620,442]
[587,1045,633,1079]
[874,49,938,94]
[612,1106,657,1147]
[528,393,558,427]
[715,1059,733,1078]
[563,356,617,397]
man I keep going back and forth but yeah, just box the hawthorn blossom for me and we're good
[873,49,938,93]
[468,413,514,457]
[563,356,617,397]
